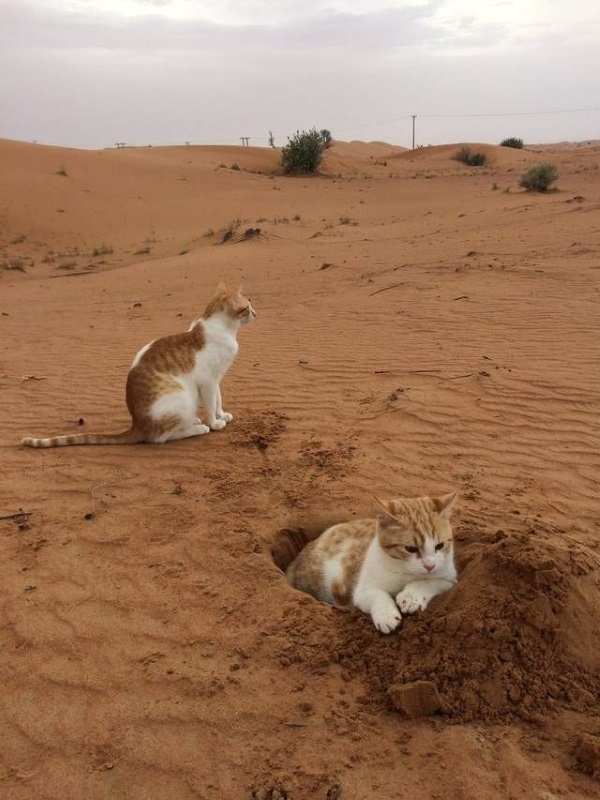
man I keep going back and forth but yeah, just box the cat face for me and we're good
[375,491,456,577]
[204,283,256,323]
[231,292,256,325]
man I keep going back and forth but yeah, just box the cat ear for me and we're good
[432,490,458,517]
[373,496,391,514]
[216,280,230,294]
[377,512,401,530]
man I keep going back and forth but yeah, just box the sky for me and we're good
[1,0,599,149]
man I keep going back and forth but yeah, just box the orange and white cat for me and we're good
[286,491,457,633]
[22,283,255,447]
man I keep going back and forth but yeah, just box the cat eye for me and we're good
[405,545,419,554]
[435,542,445,551]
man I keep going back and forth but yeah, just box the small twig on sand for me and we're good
[369,282,405,297]
[374,370,392,374]
[0,511,32,521]
[22,375,47,382]
[408,369,442,374]
[49,271,95,278]
[453,295,469,301]
[442,373,474,380]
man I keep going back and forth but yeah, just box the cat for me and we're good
[285,491,457,633]
[21,283,255,448]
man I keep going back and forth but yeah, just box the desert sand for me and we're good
[1,136,599,799]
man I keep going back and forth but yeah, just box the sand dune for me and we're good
[1,137,599,799]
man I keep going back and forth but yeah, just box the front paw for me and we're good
[396,586,428,615]
[371,601,402,634]
[219,411,233,423]
[209,419,226,431]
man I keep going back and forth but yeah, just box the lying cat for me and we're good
[22,283,255,447]
[286,491,457,633]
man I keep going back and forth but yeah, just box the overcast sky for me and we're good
[1,0,599,149]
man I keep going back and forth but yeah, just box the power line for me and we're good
[419,107,600,119]
[330,106,600,137]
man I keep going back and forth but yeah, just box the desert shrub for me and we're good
[519,162,558,192]
[220,218,241,243]
[320,129,333,148]
[453,145,487,167]
[281,128,329,174]
[2,258,26,272]
[92,244,113,256]
[500,137,524,149]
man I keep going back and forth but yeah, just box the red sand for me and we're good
[1,138,599,799]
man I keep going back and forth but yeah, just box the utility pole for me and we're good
[411,115,417,149]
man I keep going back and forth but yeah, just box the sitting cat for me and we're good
[286,491,457,633]
[22,283,255,447]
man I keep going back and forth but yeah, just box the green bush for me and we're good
[453,145,487,167]
[519,162,558,192]
[500,137,524,149]
[319,129,333,148]
[281,128,330,174]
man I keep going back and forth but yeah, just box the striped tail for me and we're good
[21,429,140,448]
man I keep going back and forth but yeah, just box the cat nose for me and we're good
[424,562,435,572]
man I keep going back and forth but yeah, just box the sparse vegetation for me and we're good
[319,129,333,148]
[492,182,499,190]
[292,214,301,221]
[500,137,524,149]
[134,246,152,255]
[56,166,68,177]
[203,228,215,238]
[2,258,26,272]
[11,233,26,244]
[220,218,241,243]
[231,164,240,171]
[281,128,331,174]
[58,261,77,270]
[453,145,487,167]
[92,244,113,257]
[339,215,353,225]
[519,162,558,192]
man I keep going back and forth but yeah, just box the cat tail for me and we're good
[271,510,350,572]
[21,428,142,448]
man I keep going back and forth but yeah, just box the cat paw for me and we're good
[194,423,210,435]
[371,604,402,634]
[209,419,226,431]
[396,586,428,615]
[219,411,234,423]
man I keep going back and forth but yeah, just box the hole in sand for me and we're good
[272,514,600,726]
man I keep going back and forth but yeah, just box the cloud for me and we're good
[0,0,496,57]
[1,0,599,148]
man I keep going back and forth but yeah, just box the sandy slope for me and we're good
[1,138,599,799]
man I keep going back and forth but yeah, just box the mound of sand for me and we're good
[273,518,600,724]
